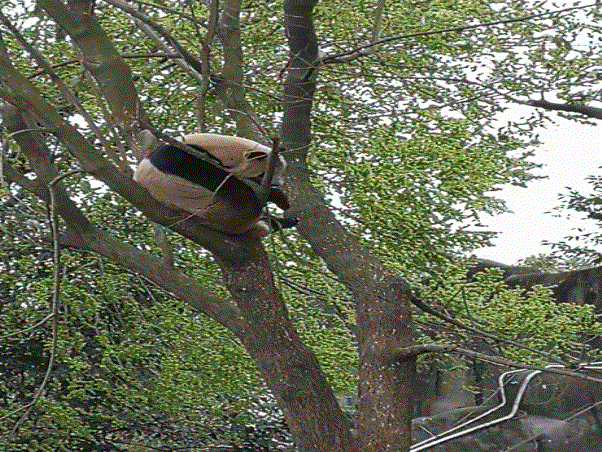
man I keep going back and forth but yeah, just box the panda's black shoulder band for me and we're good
[148,143,262,211]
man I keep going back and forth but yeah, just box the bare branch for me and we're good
[138,120,225,164]
[133,19,206,85]
[395,344,602,385]
[527,99,602,119]
[110,0,209,27]
[9,169,74,433]
[28,53,180,78]
[410,295,569,367]
[0,313,54,340]
[320,3,597,65]
[103,0,207,76]
[256,137,281,205]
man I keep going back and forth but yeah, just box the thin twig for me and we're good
[257,137,281,206]
[105,0,208,27]
[396,343,602,384]
[104,0,207,75]
[137,119,216,164]
[0,313,54,340]
[10,169,82,433]
[320,3,597,65]
[134,19,205,85]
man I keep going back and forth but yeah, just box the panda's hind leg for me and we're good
[248,220,271,238]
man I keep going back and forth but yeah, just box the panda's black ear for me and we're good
[268,187,290,210]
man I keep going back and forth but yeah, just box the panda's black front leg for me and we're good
[265,186,298,232]
[269,216,299,232]
[268,186,291,210]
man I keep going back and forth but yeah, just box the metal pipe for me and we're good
[411,369,540,451]
[411,362,602,451]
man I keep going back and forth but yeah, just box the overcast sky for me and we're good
[472,109,601,265]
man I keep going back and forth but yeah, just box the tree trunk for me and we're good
[217,0,263,140]
[281,0,416,450]
[215,242,357,452]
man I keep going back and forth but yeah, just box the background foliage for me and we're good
[2,0,602,450]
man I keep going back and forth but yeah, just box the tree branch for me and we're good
[0,11,126,171]
[217,0,265,141]
[527,99,602,119]
[370,0,385,50]
[320,3,597,65]
[0,50,259,263]
[196,0,219,132]
[1,103,246,339]
[113,0,209,28]
[9,172,66,433]
[256,137,281,205]
[409,295,569,367]
[396,344,602,385]
[103,0,208,78]
[38,0,140,122]
[281,0,415,450]
[134,19,206,86]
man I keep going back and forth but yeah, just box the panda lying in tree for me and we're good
[134,133,298,237]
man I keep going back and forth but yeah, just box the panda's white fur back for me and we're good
[177,133,285,183]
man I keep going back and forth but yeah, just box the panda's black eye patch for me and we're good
[247,151,268,160]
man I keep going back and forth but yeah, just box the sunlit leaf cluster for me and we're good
[3,0,602,448]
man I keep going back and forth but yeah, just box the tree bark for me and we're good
[215,244,357,452]
[217,0,263,140]
[281,0,415,450]
[527,99,602,119]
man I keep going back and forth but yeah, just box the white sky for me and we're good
[472,111,602,265]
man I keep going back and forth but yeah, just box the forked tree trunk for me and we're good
[281,0,416,450]
[215,243,358,452]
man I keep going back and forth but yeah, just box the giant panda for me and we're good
[134,133,297,237]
